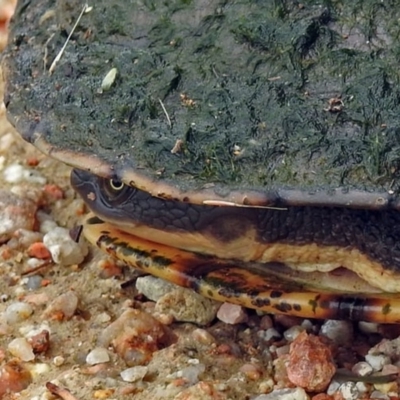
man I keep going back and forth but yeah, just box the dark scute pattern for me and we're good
[257,206,400,272]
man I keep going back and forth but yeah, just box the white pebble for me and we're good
[320,320,353,345]
[365,354,391,371]
[217,303,248,324]
[3,164,23,183]
[191,328,216,345]
[136,276,177,301]
[93,312,111,324]
[264,328,281,341]
[120,366,148,382]
[0,190,37,241]
[22,323,51,338]
[370,390,389,399]
[43,227,88,265]
[43,290,78,319]
[327,380,341,395]
[37,211,58,234]
[355,381,369,394]
[40,219,58,234]
[8,338,35,361]
[275,344,290,358]
[53,356,65,366]
[179,364,205,384]
[26,258,46,270]
[258,379,275,394]
[86,347,110,365]
[29,362,51,378]
[253,387,308,400]
[5,302,33,324]
[10,185,42,203]
[14,228,43,247]
[14,286,26,297]
[300,319,314,331]
[3,163,46,184]
[283,325,303,341]
[338,382,359,400]
[352,361,373,376]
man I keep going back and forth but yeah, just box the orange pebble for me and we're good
[75,202,86,216]
[98,259,123,278]
[171,378,187,387]
[49,310,65,321]
[27,242,51,260]
[43,184,64,200]
[0,359,32,396]
[213,344,231,355]
[26,157,39,167]
[312,394,334,400]
[1,246,12,260]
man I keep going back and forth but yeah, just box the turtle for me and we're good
[4,0,400,323]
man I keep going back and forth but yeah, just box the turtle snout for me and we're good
[70,168,97,201]
[70,168,85,189]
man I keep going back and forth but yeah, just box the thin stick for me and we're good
[46,382,80,400]
[202,199,287,210]
[21,261,53,276]
[49,3,88,74]
[43,32,55,71]
[158,98,172,127]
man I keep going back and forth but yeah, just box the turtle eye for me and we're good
[109,179,124,191]
[101,178,131,202]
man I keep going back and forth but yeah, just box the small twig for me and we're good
[21,261,53,276]
[211,66,219,79]
[158,98,171,127]
[202,199,287,210]
[267,75,281,81]
[46,382,80,400]
[49,3,88,74]
[43,32,55,72]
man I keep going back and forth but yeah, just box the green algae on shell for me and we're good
[3,0,400,207]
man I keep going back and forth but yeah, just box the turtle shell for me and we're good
[3,0,400,208]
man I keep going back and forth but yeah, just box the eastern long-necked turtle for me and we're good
[4,0,400,323]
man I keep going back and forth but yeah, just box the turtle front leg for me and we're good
[82,213,400,324]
